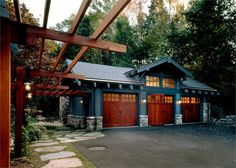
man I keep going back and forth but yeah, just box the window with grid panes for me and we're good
[146,76,160,87]
[181,97,190,103]
[162,78,175,88]
[164,96,173,103]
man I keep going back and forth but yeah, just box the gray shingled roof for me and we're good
[66,59,143,85]
[181,77,217,92]
[66,59,217,92]
[126,56,194,78]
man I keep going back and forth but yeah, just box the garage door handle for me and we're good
[119,111,122,114]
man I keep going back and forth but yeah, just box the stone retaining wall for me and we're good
[67,115,85,129]
[139,115,148,127]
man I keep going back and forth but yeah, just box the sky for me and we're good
[20,0,190,28]
[20,0,83,27]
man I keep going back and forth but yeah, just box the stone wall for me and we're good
[203,103,210,123]
[67,115,85,129]
[96,116,103,131]
[86,116,96,131]
[175,114,182,125]
[139,115,148,127]
[59,96,70,123]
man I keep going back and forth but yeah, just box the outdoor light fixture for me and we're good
[80,99,83,104]
[142,98,147,104]
[27,93,33,99]
[24,82,32,91]
[176,100,181,105]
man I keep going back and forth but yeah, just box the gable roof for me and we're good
[126,56,194,78]
[66,59,143,85]
[181,77,217,92]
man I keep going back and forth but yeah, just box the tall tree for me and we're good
[168,0,236,115]
[144,0,171,62]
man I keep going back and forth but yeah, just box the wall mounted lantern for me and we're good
[141,98,147,104]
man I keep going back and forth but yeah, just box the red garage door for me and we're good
[148,94,174,126]
[103,93,137,127]
[181,97,200,123]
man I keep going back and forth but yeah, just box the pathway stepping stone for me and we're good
[74,136,96,141]
[40,151,76,161]
[34,145,66,152]
[56,137,71,141]
[60,139,79,143]
[30,141,59,147]
[65,133,84,138]
[42,158,83,168]
[31,139,54,144]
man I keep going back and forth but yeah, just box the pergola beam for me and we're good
[0,17,11,167]
[52,0,92,71]
[13,0,21,22]
[32,84,69,90]
[61,0,131,80]
[30,70,85,80]
[38,0,51,70]
[7,18,126,53]
[53,0,130,86]
[33,90,87,96]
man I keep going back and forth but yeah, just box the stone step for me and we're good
[42,157,83,168]
[30,141,59,147]
[40,151,76,161]
[34,145,66,153]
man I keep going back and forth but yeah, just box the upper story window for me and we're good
[146,76,160,87]
[163,78,175,88]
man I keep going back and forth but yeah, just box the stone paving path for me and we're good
[30,129,104,168]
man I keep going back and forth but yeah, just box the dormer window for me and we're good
[146,76,160,87]
[163,78,175,88]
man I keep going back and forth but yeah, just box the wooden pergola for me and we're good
[0,0,130,166]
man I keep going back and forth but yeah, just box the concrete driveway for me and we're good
[74,124,236,168]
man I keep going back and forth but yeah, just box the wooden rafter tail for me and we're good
[56,0,131,85]
[51,0,92,73]
[13,0,21,23]
[38,0,51,70]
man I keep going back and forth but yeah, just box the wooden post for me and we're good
[0,17,11,167]
[14,67,26,158]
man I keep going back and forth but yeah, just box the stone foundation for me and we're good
[175,114,182,125]
[86,116,96,131]
[203,103,210,123]
[139,115,148,127]
[96,116,103,131]
[59,97,70,123]
[67,115,85,129]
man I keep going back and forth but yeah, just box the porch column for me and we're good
[202,96,210,123]
[14,67,26,158]
[95,89,103,131]
[139,91,148,127]
[175,93,182,125]
[0,16,11,167]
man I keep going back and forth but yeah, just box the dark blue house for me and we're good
[61,57,217,131]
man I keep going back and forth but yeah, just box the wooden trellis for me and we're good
[0,0,130,166]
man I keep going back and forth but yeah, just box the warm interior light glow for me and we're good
[142,98,147,104]
[27,93,32,99]
[176,100,182,105]
[25,83,31,91]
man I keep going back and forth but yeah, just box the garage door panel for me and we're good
[181,97,200,123]
[103,93,137,127]
[148,95,174,126]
